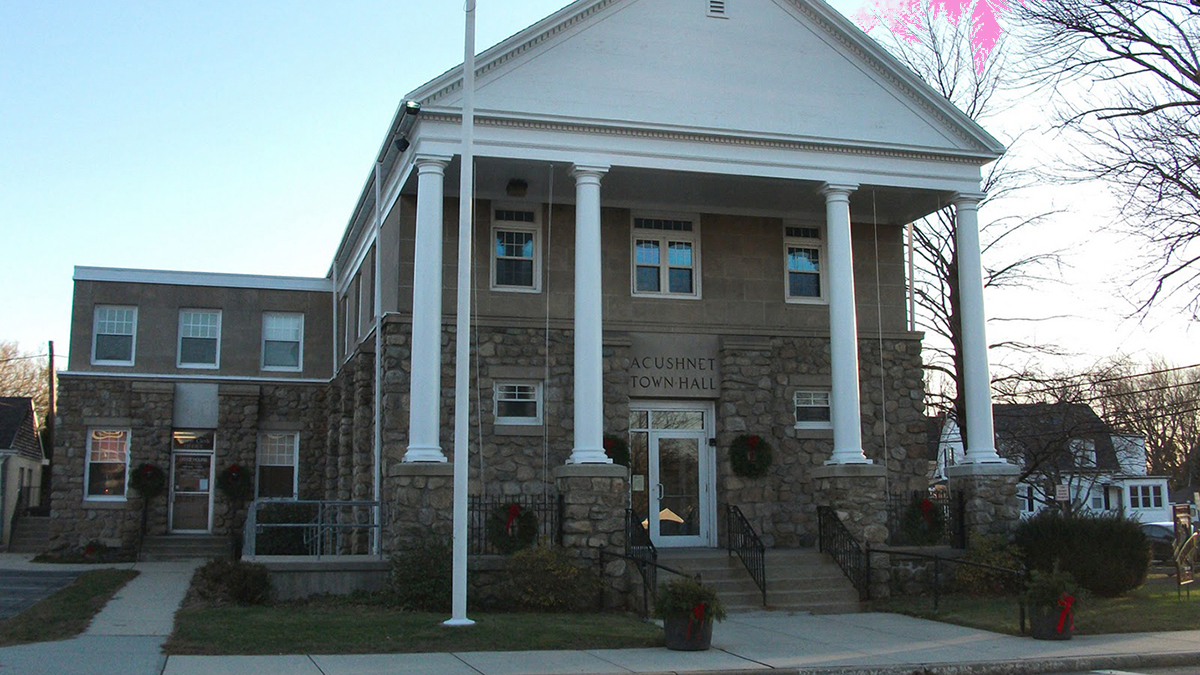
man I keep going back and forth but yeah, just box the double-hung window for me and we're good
[632,216,699,297]
[494,382,542,426]
[92,305,137,365]
[262,312,303,371]
[85,428,130,500]
[178,309,221,368]
[793,389,832,428]
[784,225,825,302]
[257,432,298,499]
[491,207,541,292]
[1129,484,1163,509]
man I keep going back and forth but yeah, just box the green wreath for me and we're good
[729,434,773,478]
[129,463,166,500]
[901,495,946,546]
[485,503,539,554]
[603,434,630,467]
[216,463,254,502]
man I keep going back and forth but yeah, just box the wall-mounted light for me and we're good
[394,137,410,152]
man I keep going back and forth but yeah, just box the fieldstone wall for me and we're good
[947,465,1022,538]
[258,383,327,500]
[813,464,891,598]
[215,384,259,537]
[554,464,632,610]
[385,463,454,551]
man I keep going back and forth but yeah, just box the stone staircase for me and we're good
[656,547,863,614]
[6,516,51,553]
[139,534,229,561]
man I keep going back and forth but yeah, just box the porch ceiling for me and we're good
[402,157,951,226]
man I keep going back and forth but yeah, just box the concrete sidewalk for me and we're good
[1,552,1198,675]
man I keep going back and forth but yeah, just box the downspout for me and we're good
[372,162,384,557]
[907,222,915,332]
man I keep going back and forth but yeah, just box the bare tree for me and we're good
[0,340,52,425]
[1015,0,1200,312]
[864,0,1063,445]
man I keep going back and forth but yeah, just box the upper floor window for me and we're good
[257,432,298,499]
[784,225,825,303]
[92,305,137,365]
[793,389,832,429]
[262,312,303,371]
[632,215,700,298]
[1129,484,1163,509]
[494,381,542,426]
[85,428,129,501]
[178,309,221,368]
[491,207,541,292]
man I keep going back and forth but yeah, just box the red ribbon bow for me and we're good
[919,498,934,524]
[685,602,707,639]
[505,504,521,536]
[1056,594,1075,633]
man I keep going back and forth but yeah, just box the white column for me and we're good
[954,193,1002,462]
[405,155,452,463]
[822,183,870,465]
[569,164,611,464]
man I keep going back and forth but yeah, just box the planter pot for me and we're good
[1029,608,1073,640]
[663,614,714,651]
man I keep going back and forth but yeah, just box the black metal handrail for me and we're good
[817,505,871,600]
[884,549,1028,633]
[625,509,659,606]
[601,538,697,619]
[726,504,766,606]
[468,494,563,555]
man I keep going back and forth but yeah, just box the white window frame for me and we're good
[177,309,222,369]
[256,432,299,500]
[784,223,827,304]
[84,428,130,502]
[1129,483,1163,509]
[793,389,832,429]
[630,213,701,299]
[91,305,137,366]
[494,381,543,426]
[490,205,542,293]
[261,312,304,372]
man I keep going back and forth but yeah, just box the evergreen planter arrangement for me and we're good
[1023,569,1079,640]
[654,577,726,651]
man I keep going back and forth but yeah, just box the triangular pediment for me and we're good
[409,0,1003,157]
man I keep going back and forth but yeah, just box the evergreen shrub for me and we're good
[954,533,1023,595]
[388,538,452,611]
[1014,510,1150,597]
[193,559,271,605]
[497,545,602,611]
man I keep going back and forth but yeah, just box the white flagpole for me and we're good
[445,0,477,627]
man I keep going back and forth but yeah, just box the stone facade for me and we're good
[554,464,632,611]
[947,465,1022,538]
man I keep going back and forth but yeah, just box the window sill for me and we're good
[82,499,128,509]
[793,425,833,440]
[261,366,303,373]
[490,285,542,294]
[91,360,135,367]
[785,297,829,306]
[495,424,544,437]
[631,293,702,301]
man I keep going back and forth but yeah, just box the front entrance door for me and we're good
[630,402,715,548]
[170,452,213,533]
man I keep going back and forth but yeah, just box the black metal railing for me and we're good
[625,508,659,603]
[817,505,871,600]
[726,504,766,606]
[468,494,563,555]
[243,499,385,558]
[885,549,1028,633]
[886,490,967,548]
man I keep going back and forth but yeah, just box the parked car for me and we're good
[1140,522,1189,562]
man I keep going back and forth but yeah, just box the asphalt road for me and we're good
[0,569,79,619]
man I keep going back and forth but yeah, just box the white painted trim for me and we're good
[490,203,543,294]
[493,381,543,426]
[74,266,331,292]
[176,309,222,370]
[630,212,702,300]
[793,388,833,430]
[783,222,828,305]
[629,399,717,548]
[255,431,300,501]
[91,305,137,367]
[260,312,305,373]
[61,371,328,385]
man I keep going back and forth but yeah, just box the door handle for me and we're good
[657,483,664,500]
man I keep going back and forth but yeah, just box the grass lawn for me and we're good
[0,569,139,647]
[874,573,1200,635]
[165,595,663,655]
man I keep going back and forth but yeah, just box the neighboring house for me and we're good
[53,0,1011,559]
[0,397,46,546]
[934,404,1172,523]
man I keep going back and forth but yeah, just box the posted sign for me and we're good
[1175,504,1195,586]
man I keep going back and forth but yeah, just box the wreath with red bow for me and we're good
[900,494,946,545]
[216,463,254,502]
[129,463,166,500]
[729,434,773,478]
[603,434,630,467]
[485,502,539,554]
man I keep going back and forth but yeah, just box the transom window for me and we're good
[1129,484,1163,509]
[92,305,137,365]
[794,389,832,428]
[784,224,825,303]
[262,312,304,371]
[178,309,221,368]
[257,432,299,499]
[491,206,541,292]
[86,429,129,500]
[494,382,542,425]
[632,215,699,297]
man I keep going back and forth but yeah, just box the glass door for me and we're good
[629,404,714,548]
[170,452,213,533]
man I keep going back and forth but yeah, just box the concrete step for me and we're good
[7,517,51,553]
[139,535,228,561]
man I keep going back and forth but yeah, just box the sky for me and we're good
[1,0,1194,374]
